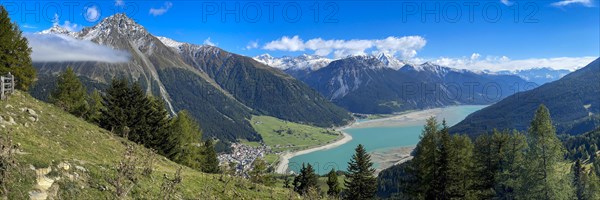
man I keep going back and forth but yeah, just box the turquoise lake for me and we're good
[287,105,486,175]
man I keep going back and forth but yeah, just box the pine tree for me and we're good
[326,168,341,197]
[294,163,318,195]
[100,79,171,150]
[139,96,170,148]
[100,78,131,136]
[0,6,36,90]
[50,67,88,117]
[344,144,377,200]
[573,159,584,200]
[201,139,220,174]
[127,82,152,144]
[520,105,573,199]
[85,89,104,123]
[165,110,203,169]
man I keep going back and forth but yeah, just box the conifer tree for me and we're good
[0,6,36,90]
[344,144,377,200]
[573,159,584,200]
[165,110,203,169]
[50,67,88,117]
[201,139,220,174]
[582,167,600,199]
[294,163,318,195]
[411,117,439,198]
[447,134,474,199]
[249,158,273,185]
[434,120,451,200]
[85,89,104,123]
[472,133,496,199]
[139,96,170,148]
[520,105,573,199]
[326,168,341,197]
[495,130,527,199]
[127,82,152,144]
[101,78,131,136]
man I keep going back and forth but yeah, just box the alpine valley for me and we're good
[254,53,563,114]
[29,14,353,146]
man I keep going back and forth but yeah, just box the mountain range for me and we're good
[451,58,600,136]
[495,67,571,85]
[256,54,535,114]
[29,14,352,145]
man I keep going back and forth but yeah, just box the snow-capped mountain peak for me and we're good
[253,54,332,71]
[156,36,186,49]
[376,53,406,70]
[77,13,149,43]
[39,24,71,35]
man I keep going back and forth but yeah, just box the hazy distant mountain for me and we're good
[295,55,532,114]
[254,53,406,79]
[30,14,352,144]
[495,67,571,85]
[253,54,333,79]
[451,58,600,136]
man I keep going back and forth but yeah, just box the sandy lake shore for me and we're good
[275,131,352,174]
[352,107,454,129]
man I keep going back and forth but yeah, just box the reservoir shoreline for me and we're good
[275,106,474,174]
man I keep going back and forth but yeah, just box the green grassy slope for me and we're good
[0,91,294,199]
[249,116,342,153]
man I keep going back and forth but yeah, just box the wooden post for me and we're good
[0,76,4,100]
[8,72,14,94]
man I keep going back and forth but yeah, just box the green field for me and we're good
[0,91,294,199]
[250,115,343,154]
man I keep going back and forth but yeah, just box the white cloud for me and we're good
[263,35,427,59]
[22,24,37,29]
[470,53,480,60]
[115,0,125,7]
[264,36,305,51]
[203,37,216,46]
[52,13,79,32]
[427,55,596,71]
[551,0,594,7]
[245,40,259,50]
[25,33,130,63]
[149,1,173,16]
[500,0,513,6]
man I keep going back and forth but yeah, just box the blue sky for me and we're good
[4,0,599,71]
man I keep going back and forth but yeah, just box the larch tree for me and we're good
[165,110,203,169]
[85,89,104,124]
[520,105,573,199]
[201,139,220,174]
[50,67,88,117]
[410,117,439,199]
